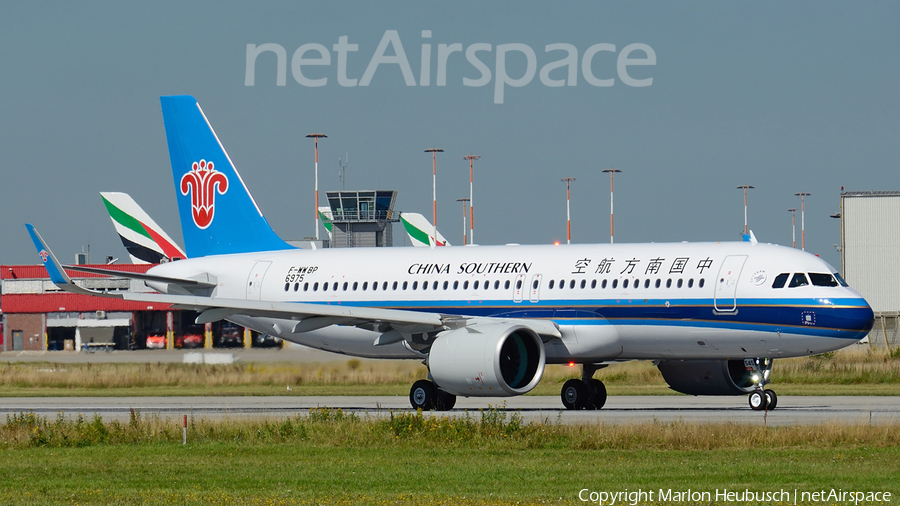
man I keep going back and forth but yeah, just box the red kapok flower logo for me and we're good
[180,160,228,229]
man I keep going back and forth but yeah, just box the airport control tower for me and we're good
[326,190,399,247]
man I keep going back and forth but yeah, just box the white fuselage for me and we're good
[148,241,874,362]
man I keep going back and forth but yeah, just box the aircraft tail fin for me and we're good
[101,192,187,264]
[159,95,294,257]
[400,212,449,247]
[318,206,334,240]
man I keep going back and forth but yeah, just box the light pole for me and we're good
[737,185,754,236]
[602,169,621,243]
[463,155,480,245]
[795,192,811,251]
[788,208,797,248]
[306,133,327,240]
[425,148,443,246]
[561,177,576,244]
[457,198,470,245]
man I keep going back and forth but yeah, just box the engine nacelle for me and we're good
[657,359,765,396]
[427,323,546,397]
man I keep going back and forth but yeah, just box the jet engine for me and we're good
[656,359,768,396]
[427,323,545,397]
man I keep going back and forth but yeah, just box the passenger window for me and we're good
[612,279,618,289]
[333,282,338,291]
[809,273,839,287]
[532,280,538,289]
[294,283,300,292]
[392,281,398,290]
[515,280,521,289]
[473,280,479,290]
[443,281,449,290]
[284,283,289,292]
[634,279,639,288]
[655,279,661,288]
[644,279,650,289]
[559,279,565,289]
[677,279,683,288]
[372,282,378,291]
[623,279,629,289]
[342,282,348,291]
[505,280,510,289]
[313,282,319,291]
[402,281,408,290]
[454,280,460,290]
[304,282,309,292]
[464,281,469,289]
[570,280,576,289]
[666,279,672,288]
[602,279,607,289]
[688,279,694,288]
[772,273,789,289]
[699,278,705,288]
[789,273,809,288]
[549,280,555,289]
[591,279,597,289]
[412,281,418,290]
[362,282,368,290]
[422,281,428,290]
[383,282,388,290]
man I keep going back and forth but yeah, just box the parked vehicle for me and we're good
[145,331,167,349]
[217,323,243,348]
[177,326,204,349]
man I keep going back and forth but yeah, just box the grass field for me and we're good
[1,347,898,397]
[1,409,898,505]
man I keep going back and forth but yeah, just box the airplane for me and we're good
[399,212,449,247]
[101,192,186,263]
[104,193,437,255]
[26,95,875,412]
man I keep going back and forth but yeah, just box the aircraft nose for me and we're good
[845,299,875,338]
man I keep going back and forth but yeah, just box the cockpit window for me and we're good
[833,272,849,287]
[788,273,809,288]
[809,273,839,287]
[772,273,789,289]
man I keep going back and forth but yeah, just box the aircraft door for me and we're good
[513,274,526,303]
[529,274,543,303]
[246,261,272,300]
[714,255,747,312]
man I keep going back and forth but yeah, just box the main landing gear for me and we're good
[561,364,607,410]
[409,379,457,411]
[744,358,778,411]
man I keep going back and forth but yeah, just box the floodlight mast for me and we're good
[788,208,797,248]
[457,198,470,245]
[425,148,444,246]
[306,133,327,241]
[561,178,576,244]
[795,192,811,250]
[463,155,480,245]
[737,185,755,235]
[602,169,621,243]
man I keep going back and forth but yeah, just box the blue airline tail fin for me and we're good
[160,95,294,257]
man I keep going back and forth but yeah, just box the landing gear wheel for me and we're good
[587,379,607,410]
[748,390,768,411]
[764,389,777,410]
[561,379,589,410]
[409,380,437,410]
[434,390,457,411]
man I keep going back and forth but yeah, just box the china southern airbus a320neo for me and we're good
[27,95,874,412]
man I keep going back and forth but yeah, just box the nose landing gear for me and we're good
[745,358,777,411]
[560,364,607,410]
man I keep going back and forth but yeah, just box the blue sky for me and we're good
[1,2,897,267]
